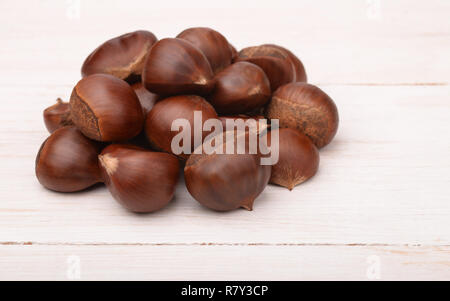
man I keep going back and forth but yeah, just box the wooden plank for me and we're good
[1,85,449,245]
[0,244,448,280]
[0,0,449,86]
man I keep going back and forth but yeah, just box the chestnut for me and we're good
[98,144,180,213]
[266,128,319,190]
[263,44,307,82]
[43,98,73,133]
[265,83,339,148]
[218,114,268,133]
[81,30,157,83]
[184,131,271,211]
[70,74,144,142]
[177,27,232,74]
[145,95,218,159]
[236,44,295,91]
[35,126,102,192]
[208,62,271,115]
[131,82,160,115]
[142,38,214,95]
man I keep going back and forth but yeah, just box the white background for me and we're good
[0,0,449,280]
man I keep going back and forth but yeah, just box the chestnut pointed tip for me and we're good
[98,153,118,176]
[241,198,255,211]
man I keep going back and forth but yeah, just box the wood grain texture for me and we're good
[0,245,448,280]
[0,0,449,280]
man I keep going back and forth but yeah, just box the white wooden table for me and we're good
[1,0,449,280]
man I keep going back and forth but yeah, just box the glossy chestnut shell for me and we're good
[177,27,232,74]
[265,83,339,149]
[208,62,271,115]
[142,38,214,96]
[145,95,218,159]
[43,98,73,133]
[131,82,159,115]
[70,74,144,142]
[184,131,271,211]
[263,44,307,82]
[35,126,102,192]
[236,44,295,91]
[81,30,157,83]
[267,128,319,190]
[99,144,180,213]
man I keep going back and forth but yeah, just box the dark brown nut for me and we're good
[43,98,73,133]
[236,44,295,91]
[266,83,339,148]
[131,82,160,115]
[81,30,157,83]
[263,44,307,82]
[208,62,271,115]
[145,95,218,159]
[142,38,214,96]
[177,27,232,74]
[267,128,319,190]
[184,131,271,211]
[70,74,144,142]
[35,126,102,192]
[99,144,180,213]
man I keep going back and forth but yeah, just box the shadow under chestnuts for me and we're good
[36,26,339,214]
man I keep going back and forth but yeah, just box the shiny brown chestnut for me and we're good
[142,38,214,96]
[35,126,102,192]
[177,27,232,74]
[184,130,271,211]
[208,62,271,115]
[263,44,307,82]
[43,98,73,133]
[266,128,319,190]
[81,30,157,83]
[265,83,339,148]
[98,144,180,213]
[70,74,144,142]
[236,44,295,91]
[145,95,218,159]
[131,82,160,115]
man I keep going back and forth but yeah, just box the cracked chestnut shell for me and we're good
[267,128,319,190]
[70,74,144,142]
[142,38,214,95]
[266,83,339,148]
[98,144,180,213]
[208,62,271,115]
[177,27,232,74]
[81,30,157,83]
[236,44,295,91]
[145,95,218,159]
[184,131,271,211]
[35,126,102,192]
[263,44,307,82]
[43,98,73,133]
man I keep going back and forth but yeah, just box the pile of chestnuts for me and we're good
[36,27,339,213]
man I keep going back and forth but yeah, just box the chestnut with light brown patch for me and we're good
[69,74,144,142]
[266,83,339,149]
[81,30,157,83]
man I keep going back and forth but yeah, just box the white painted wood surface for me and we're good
[0,0,449,280]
